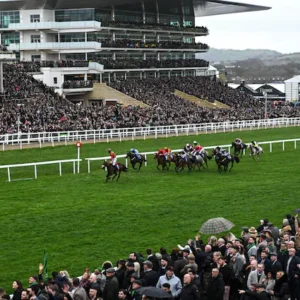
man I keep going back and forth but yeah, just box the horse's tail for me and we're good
[234,156,240,163]
[206,155,213,160]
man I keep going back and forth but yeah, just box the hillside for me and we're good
[197,48,300,65]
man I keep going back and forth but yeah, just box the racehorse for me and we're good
[212,149,240,172]
[102,161,128,183]
[231,142,248,156]
[154,153,170,170]
[175,157,193,173]
[125,152,147,170]
[189,153,206,170]
[248,144,264,161]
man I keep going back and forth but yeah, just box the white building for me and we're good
[285,75,300,102]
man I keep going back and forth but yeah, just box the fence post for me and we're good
[283,141,285,151]
[270,143,272,153]
[7,167,11,182]
[145,154,148,166]
[73,161,76,174]
[2,142,4,152]
[295,140,297,149]
[125,158,128,167]
[59,162,62,176]
[34,165,37,179]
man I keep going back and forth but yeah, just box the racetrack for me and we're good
[0,127,299,291]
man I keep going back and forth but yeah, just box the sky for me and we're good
[196,0,300,53]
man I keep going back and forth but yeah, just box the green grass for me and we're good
[0,127,300,292]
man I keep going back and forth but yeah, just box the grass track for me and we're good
[0,127,300,292]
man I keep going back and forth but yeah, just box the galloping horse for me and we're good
[231,142,248,156]
[189,153,206,170]
[102,161,128,183]
[125,152,147,170]
[175,156,193,173]
[249,144,264,161]
[212,149,240,173]
[154,153,170,170]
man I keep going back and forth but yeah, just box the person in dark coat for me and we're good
[115,260,127,288]
[146,248,160,272]
[103,268,119,300]
[180,274,200,300]
[269,271,290,300]
[123,262,136,290]
[12,280,23,300]
[140,261,158,287]
[239,283,270,300]
[205,268,225,300]
[174,251,188,279]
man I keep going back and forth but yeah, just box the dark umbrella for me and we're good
[138,287,173,298]
[200,217,235,234]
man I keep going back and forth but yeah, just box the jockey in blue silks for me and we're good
[130,148,141,160]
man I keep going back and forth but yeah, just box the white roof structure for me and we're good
[285,76,300,102]
[285,75,300,83]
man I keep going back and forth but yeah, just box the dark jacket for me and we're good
[269,260,283,277]
[140,269,158,287]
[147,254,160,272]
[244,290,271,300]
[285,255,300,279]
[273,274,290,300]
[219,264,231,286]
[12,289,23,300]
[174,258,188,278]
[123,269,135,290]
[180,283,200,300]
[206,274,225,300]
[103,275,119,300]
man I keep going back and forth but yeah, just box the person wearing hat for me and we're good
[107,148,119,170]
[267,222,280,242]
[89,284,101,300]
[249,227,258,239]
[103,268,119,300]
[123,262,135,290]
[130,280,143,300]
[140,261,158,287]
[247,237,258,259]
[241,227,251,242]
[156,266,182,298]
[239,283,270,300]
[269,253,283,277]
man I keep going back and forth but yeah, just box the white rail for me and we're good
[85,138,300,173]
[0,159,82,182]
[1,118,300,150]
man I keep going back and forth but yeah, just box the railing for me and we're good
[8,21,101,30]
[0,159,82,182]
[8,42,102,51]
[85,138,300,173]
[0,118,299,149]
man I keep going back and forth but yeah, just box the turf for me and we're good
[0,127,300,292]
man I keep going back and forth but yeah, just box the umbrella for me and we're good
[200,217,235,234]
[138,287,173,298]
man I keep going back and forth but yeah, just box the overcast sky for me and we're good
[197,0,299,53]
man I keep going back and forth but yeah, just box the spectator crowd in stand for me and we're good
[1,213,300,300]
[62,81,93,89]
[0,62,300,134]
[101,20,208,34]
[101,39,209,50]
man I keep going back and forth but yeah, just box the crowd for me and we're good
[62,81,93,89]
[1,214,300,300]
[0,44,8,51]
[1,63,300,134]
[101,20,208,34]
[101,39,209,50]
[38,61,89,68]
[94,59,209,69]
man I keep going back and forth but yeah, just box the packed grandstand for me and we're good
[0,61,299,135]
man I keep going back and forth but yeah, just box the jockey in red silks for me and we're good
[158,148,167,160]
[107,148,119,169]
[192,141,205,157]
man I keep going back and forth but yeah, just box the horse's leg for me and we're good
[132,162,137,170]
[229,161,234,172]
[138,162,142,170]
[115,170,121,182]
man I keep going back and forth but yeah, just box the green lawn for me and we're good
[0,127,300,292]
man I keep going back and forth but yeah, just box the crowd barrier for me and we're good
[0,118,300,150]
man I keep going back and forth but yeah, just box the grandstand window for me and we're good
[53,77,57,84]
[55,9,95,22]
[1,32,19,45]
[0,11,20,28]
[31,55,41,61]
[31,35,41,43]
[115,10,142,23]
[58,33,85,42]
[95,9,111,22]
[30,14,40,23]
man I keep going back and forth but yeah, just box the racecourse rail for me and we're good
[0,117,300,150]
[0,138,299,182]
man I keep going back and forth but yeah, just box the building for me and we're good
[285,75,300,102]
[0,0,270,96]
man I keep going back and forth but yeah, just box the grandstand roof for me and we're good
[0,0,271,16]
[285,75,300,83]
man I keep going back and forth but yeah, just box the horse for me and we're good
[125,152,147,170]
[231,142,248,156]
[248,144,264,161]
[212,149,240,172]
[154,153,170,170]
[175,156,193,173]
[188,153,206,170]
[102,161,128,183]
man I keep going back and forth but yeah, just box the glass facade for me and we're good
[1,32,19,45]
[55,9,96,22]
[0,11,20,28]
[57,33,85,42]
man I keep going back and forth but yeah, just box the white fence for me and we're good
[85,138,300,173]
[0,159,82,182]
[1,117,300,150]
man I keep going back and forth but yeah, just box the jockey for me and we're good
[107,148,119,169]
[180,151,187,162]
[130,148,141,160]
[158,148,167,160]
[220,149,232,161]
[184,143,193,153]
[235,138,243,145]
[164,147,172,159]
[251,141,260,152]
[192,141,204,157]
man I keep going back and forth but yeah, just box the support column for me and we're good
[143,33,146,43]
[113,72,116,81]
[84,73,88,81]
[182,52,186,59]
[168,71,171,78]
[58,32,60,42]
[156,33,160,43]
[111,6,115,21]
[85,52,87,60]
[140,72,142,79]
[100,73,103,83]
[141,1,146,24]
[143,53,146,60]
[124,72,127,80]
[112,52,116,60]
[157,52,160,61]
[112,32,116,41]
[155,0,159,23]
[85,32,87,42]
[180,0,185,26]
[108,73,111,84]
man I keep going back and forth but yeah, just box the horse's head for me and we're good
[231,142,235,148]
[125,152,131,158]
[102,161,109,169]
[212,149,217,156]
[154,153,158,159]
